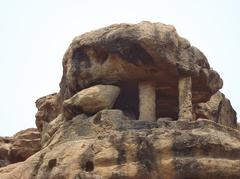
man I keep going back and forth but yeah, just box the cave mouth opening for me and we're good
[114,81,179,120]
[156,91,179,120]
[114,81,139,120]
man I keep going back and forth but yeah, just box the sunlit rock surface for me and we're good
[0,22,239,179]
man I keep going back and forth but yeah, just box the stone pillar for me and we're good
[139,81,156,121]
[178,76,193,121]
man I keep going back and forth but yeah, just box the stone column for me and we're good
[139,81,156,121]
[178,76,193,121]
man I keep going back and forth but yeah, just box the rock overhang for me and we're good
[60,21,223,103]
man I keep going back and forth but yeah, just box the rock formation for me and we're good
[194,91,237,128]
[0,128,40,168]
[63,85,120,120]
[0,21,239,179]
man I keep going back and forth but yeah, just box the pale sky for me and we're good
[0,0,239,136]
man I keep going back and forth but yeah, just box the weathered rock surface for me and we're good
[194,91,237,128]
[63,84,120,119]
[1,22,239,179]
[0,112,240,179]
[35,93,60,132]
[35,21,225,133]
[0,128,41,168]
[58,21,222,120]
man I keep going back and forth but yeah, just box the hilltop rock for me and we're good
[35,21,225,133]
[59,21,222,108]
[0,22,238,179]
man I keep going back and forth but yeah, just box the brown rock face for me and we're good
[35,93,60,132]
[194,91,237,128]
[35,21,223,126]
[1,22,238,179]
[0,128,41,168]
[0,114,240,179]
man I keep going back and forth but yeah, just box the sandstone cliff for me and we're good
[0,21,239,179]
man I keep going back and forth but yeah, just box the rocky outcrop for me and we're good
[35,93,60,132]
[194,91,237,128]
[0,113,240,179]
[0,22,239,179]
[55,21,223,123]
[34,22,226,142]
[0,128,41,168]
[59,21,222,105]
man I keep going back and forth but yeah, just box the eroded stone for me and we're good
[194,91,237,128]
[178,76,193,121]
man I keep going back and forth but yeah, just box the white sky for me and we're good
[0,0,239,136]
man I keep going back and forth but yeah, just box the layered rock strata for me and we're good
[0,113,240,179]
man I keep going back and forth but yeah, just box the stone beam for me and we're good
[139,81,156,121]
[178,76,193,121]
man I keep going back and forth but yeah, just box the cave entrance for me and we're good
[113,74,194,121]
[114,81,139,120]
[156,90,179,120]
[114,81,179,121]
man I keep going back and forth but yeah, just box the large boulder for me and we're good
[63,85,120,119]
